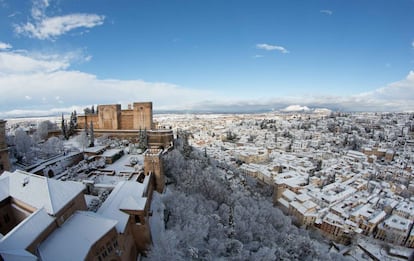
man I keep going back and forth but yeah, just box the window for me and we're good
[112,237,119,248]
[107,242,113,253]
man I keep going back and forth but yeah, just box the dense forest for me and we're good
[146,138,348,260]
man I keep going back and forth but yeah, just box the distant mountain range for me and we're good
[2,102,409,119]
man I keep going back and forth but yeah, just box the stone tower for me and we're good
[0,120,11,174]
[144,149,164,193]
[133,102,153,130]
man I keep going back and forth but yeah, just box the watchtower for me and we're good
[144,149,164,193]
[133,102,153,130]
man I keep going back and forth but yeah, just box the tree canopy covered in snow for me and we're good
[146,139,348,260]
[13,128,34,163]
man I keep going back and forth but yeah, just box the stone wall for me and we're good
[0,120,10,173]
[147,129,174,149]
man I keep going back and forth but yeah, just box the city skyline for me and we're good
[1,0,414,117]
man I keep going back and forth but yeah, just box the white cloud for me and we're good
[0,42,12,50]
[256,43,289,54]
[310,71,414,111]
[320,10,333,15]
[184,71,414,113]
[0,51,70,74]
[412,40,414,48]
[3,107,82,118]
[0,48,215,117]
[8,12,21,18]
[0,46,92,74]
[1,47,414,117]
[84,55,92,62]
[15,0,105,40]
[16,14,105,40]
[0,70,214,117]
[356,71,414,108]
[31,0,49,20]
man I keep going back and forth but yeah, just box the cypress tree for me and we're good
[61,114,67,139]
[89,121,95,147]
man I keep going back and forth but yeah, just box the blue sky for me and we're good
[0,0,414,116]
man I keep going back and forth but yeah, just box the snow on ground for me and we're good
[358,239,409,261]
[93,175,124,185]
[84,194,100,211]
[148,191,165,246]
[63,136,84,151]
[103,154,144,174]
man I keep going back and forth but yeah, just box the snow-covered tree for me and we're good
[41,137,63,157]
[146,138,345,260]
[77,131,89,151]
[68,111,78,137]
[61,114,67,139]
[14,128,33,163]
[138,128,147,151]
[35,120,53,141]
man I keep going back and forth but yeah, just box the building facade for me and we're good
[0,170,155,261]
[0,120,10,174]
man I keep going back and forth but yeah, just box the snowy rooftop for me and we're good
[0,208,54,253]
[395,201,414,216]
[290,200,317,215]
[0,170,85,215]
[274,171,308,188]
[103,154,142,174]
[242,163,273,177]
[296,193,311,203]
[98,175,150,233]
[282,189,297,201]
[319,185,357,204]
[278,198,290,209]
[28,152,82,175]
[102,148,123,157]
[38,211,117,261]
[351,204,374,219]
[369,211,387,225]
[83,145,107,154]
[382,214,412,232]
[323,212,344,225]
